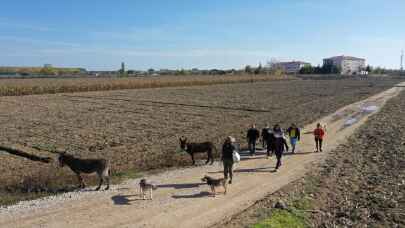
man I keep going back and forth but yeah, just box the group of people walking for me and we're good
[220,122,326,184]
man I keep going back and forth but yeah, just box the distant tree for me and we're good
[299,65,314,74]
[254,63,262,75]
[245,65,252,74]
[147,68,155,75]
[365,65,373,73]
[40,66,57,75]
[313,65,323,74]
[321,64,340,74]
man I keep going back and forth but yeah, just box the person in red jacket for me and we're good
[313,123,325,152]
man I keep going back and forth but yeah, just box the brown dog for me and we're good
[201,175,227,196]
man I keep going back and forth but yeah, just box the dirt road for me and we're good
[1,82,404,228]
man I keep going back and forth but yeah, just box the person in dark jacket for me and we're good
[286,123,301,153]
[266,128,275,158]
[273,132,289,171]
[261,124,270,149]
[222,136,236,184]
[246,124,260,156]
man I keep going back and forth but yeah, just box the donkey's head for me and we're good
[179,137,188,150]
[57,152,72,167]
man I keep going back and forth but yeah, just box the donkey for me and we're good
[58,152,110,191]
[179,137,216,165]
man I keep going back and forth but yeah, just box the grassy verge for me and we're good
[252,176,319,228]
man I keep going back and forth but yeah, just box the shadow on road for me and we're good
[172,191,212,199]
[234,166,275,173]
[157,183,204,189]
[111,194,142,205]
[284,151,316,156]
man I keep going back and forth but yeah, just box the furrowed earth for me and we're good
[0,78,402,206]
[217,83,405,228]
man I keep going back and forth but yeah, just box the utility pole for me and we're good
[401,50,404,76]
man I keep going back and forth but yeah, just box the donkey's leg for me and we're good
[95,173,103,191]
[208,149,214,165]
[205,150,211,165]
[103,168,110,190]
[76,174,85,189]
[191,153,195,165]
[104,176,110,190]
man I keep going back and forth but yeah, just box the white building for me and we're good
[323,55,366,75]
[274,61,310,74]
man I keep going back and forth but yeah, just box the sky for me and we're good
[0,0,404,70]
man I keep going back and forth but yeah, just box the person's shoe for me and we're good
[228,179,232,184]
[320,149,323,152]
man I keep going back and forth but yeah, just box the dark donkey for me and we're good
[179,137,216,165]
[58,152,110,191]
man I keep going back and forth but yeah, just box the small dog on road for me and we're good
[139,179,157,200]
[201,175,227,196]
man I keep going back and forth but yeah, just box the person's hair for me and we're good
[317,123,321,127]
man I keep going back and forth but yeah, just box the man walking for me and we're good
[273,132,289,171]
[286,123,300,153]
[261,124,270,149]
[246,124,260,156]
[265,127,275,158]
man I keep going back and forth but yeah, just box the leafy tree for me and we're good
[299,65,314,74]
[40,67,57,75]
[321,64,340,74]
[254,63,262,74]
[245,65,252,74]
[365,65,373,73]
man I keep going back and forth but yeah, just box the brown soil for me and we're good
[217,85,405,228]
[0,80,402,228]
[0,78,401,204]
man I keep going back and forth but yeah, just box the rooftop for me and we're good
[324,55,366,61]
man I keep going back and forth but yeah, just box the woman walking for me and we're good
[222,136,236,184]
[313,123,325,152]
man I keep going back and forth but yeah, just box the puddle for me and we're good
[361,105,379,113]
[344,118,358,126]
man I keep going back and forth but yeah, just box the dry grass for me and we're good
[0,74,289,96]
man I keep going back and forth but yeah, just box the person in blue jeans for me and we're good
[287,123,301,153]
[246,124,260,156]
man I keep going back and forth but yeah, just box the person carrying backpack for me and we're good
[286,123,300,153]
[246,124,260,156]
